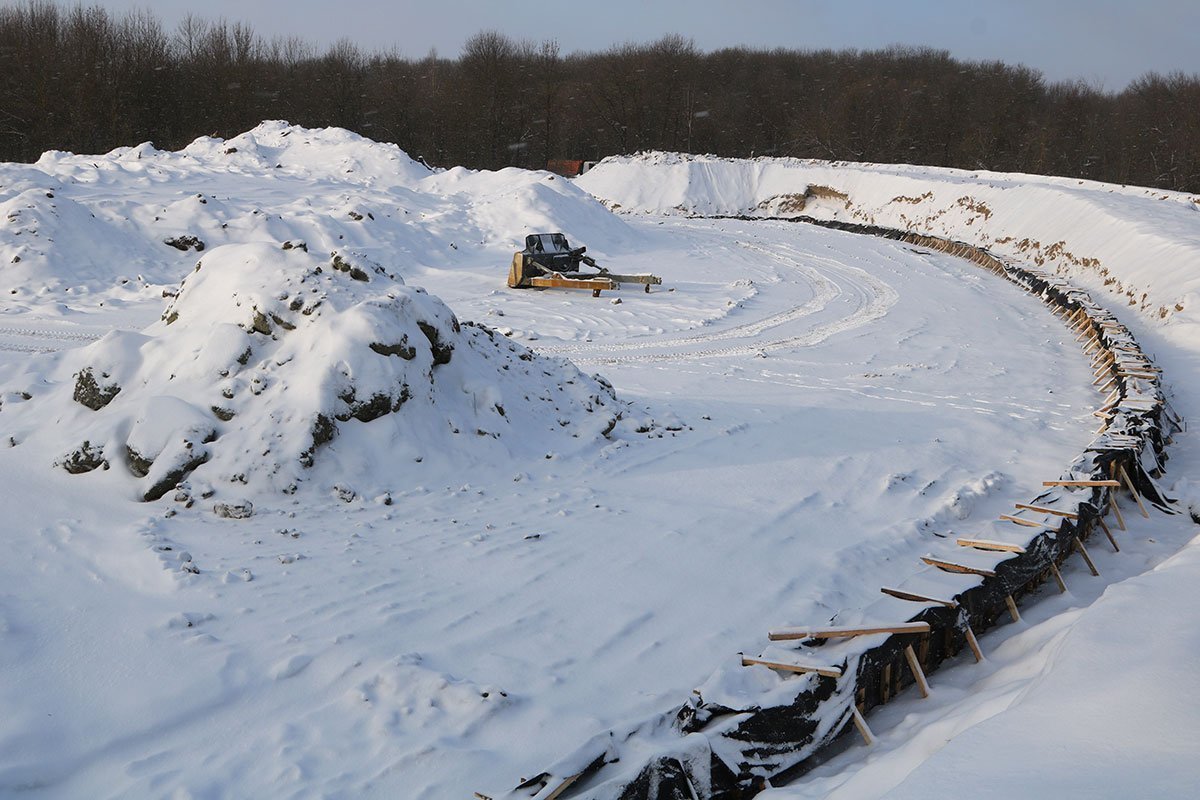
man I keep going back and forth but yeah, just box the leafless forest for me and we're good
[2,2,1198,191]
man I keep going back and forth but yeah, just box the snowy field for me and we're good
[1,126,1197,799]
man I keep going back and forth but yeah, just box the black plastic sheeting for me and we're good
[499,218,1182,800]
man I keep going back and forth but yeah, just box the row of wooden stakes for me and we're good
[739,290,1162,749]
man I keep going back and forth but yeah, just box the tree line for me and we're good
[2,1,1199,193]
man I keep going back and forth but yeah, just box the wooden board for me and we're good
[529,276,616,293]
[998,514,1053,529]
[1042,480,1120,487]
[1014,503,1080,519]
[768,622,931,641]
[741,656,843,678]
[920,556,997,577]
[880,586,958,608]
[957,537,1027,553]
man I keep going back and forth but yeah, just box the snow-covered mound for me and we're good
[178,120,435,188]
[2,242,639,503]
[578,152,1200,337]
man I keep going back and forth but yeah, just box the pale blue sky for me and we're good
[89,0,1200,90]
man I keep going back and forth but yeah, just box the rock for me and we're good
[213,500,254,519]
[73,368,120,410]
[163,235,205,252]
[60,440,108,473]
[418,321,454,366]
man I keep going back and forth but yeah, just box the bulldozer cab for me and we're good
[523,233,580,273]
[525,233,571,254]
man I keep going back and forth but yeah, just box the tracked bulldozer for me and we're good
[506,233,662,297]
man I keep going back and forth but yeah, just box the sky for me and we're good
[73,0,1200,90]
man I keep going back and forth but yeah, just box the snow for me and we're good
[0,128,1197,799]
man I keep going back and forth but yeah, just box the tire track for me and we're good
[0,325,104,354]
[535,226,898,365]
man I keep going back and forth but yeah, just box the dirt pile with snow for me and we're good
[3,241,646,503]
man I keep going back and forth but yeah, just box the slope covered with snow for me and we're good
[0,129,1197,799]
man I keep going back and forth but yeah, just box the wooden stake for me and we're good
[740,656,843,678]
[1074,536,1100,576]
[768,622,931,641]
[1015,503,1080,519]
[1042,480,1120,487]
[957,537,1027,553]
[1109,492,1127,530]
[963,624,984,662]
[880,587,958,608]
[851,705,874,746]
[921,556,996,577]
[1097,516,1119,552]
[904,644,931,698]
[1049,560,1068,593]
[1118,465,1150,518]
[1005,595,1021,623]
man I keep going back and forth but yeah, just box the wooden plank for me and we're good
[540,772,582,800]
[921,556,996,577]
[904,644,931,698]
[851,705,874,746]
[1118,465,1151,518]
[1014,503,1080,519]
[1074,536,1100,576]
[768,622,931,641]
[1042,480,1120,487]
[880,586,958,608]
[957,537,1027,553]
[741,656,843,678]
[528,276,615,293]
[1005,595,1021,623]
[998,514,1053,529]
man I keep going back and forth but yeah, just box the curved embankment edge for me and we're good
[490,219,1183,800]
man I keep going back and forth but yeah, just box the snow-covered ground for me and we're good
[0,127,1196,799]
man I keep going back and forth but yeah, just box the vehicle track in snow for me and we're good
[534,222,899,365]
[0,324,104,353]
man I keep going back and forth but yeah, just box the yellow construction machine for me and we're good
[507,233,661,297]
